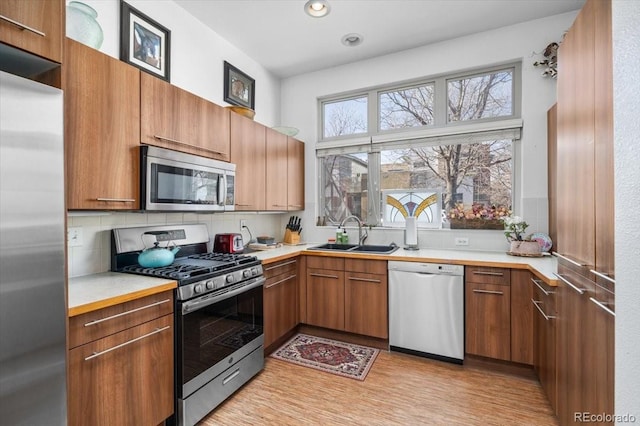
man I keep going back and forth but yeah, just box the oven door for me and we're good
[177,276,264,399]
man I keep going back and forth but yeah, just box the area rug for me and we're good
[270,334,379,381]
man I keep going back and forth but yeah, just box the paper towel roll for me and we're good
[405,216,418,246]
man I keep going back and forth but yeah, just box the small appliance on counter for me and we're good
[213,233,244,253]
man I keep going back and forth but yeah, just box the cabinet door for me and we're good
[532,278,557,414]
[510,270,533,365]
[465,282,511,361]
[305,268,344,330]
[230,113,266,210]
[287,137,305,211]
[64,38,140,210]
[68,314,174,426]
[264,272,298,348]
[265,128,288,210]
[593,283,615,424]
[0,0,63,63]
[345,271,387,338]
[547,104,557,250]
[140,73,230,161]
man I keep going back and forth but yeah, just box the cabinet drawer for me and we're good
[69,290,174,349]
[263,258,297,280]
[306,256,344,271]
[532,277,557,314]
[466,266,511,286]
[345,258,387,274]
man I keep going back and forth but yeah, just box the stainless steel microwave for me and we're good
[141,145,235,212]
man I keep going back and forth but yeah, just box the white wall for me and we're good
[613,0,640,420]
[280,12,578,251]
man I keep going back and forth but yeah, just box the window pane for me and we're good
[323,97,368,138]
[379,84,434,130]
[447,70,513,122]
[321,154,368,223]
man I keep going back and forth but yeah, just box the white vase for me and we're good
[66,1,104,50]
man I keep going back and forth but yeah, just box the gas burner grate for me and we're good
[122,264,213,280]
[190,252,257,265]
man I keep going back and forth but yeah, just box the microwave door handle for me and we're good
[217,174,226,206]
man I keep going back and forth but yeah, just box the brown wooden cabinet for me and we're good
[532,277,558,414]
[287,137,305,211]
[68,291,174,426]
[230,113,266,210]
[265,128,289,210]
[344,259,387,339]
[263,258,299,350]
[547,104,557,250]
[510,270,533,365]
[140,73,230,161]
[0,0,63,63]
[305,256,345,330]
[64,38,141,210]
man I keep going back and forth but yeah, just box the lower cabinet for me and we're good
[263,258,299,349]
[305,256,388,338]
[532,277,558,414]
[68,291,174,426]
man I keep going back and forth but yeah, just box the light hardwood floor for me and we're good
[200,350,558,425]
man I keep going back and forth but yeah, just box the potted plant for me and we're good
[448,203,510,230]
[503,216,541,255]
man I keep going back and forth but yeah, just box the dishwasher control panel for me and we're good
[388,261,464,276]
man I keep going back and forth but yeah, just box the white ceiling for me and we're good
[174,0,584,79]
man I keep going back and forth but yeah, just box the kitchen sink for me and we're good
[308,243,399,254]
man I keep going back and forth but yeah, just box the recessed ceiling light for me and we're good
[341,33,363,47]
[304,0,331,18]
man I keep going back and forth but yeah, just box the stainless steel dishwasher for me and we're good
[388,261,464,364]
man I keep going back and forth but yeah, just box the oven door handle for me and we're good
[181,276,265,314]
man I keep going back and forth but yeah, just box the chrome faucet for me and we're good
[340,215,368,245]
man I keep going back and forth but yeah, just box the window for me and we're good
[320,154,368,223]
[379,83,434,130]
[447,69,513,122]
[322,96,368,139]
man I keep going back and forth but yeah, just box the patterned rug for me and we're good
[270,334,379,381]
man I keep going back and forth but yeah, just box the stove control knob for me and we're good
[251,267,258,276]
[206,280,214,290]
[194,283,203,294]
[243,270,251,278]
[226,275,235,284]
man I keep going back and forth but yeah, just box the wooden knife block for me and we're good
[283,229,300,245]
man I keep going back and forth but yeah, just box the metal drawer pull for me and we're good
[288,204,303,208]
[348,276,381,283]
[265,274,296,289]
[264,260,297,271]
[309,273,338,279]
[589,269,616,284]
[472,271,504,277]
[84,299,171,327]
[271,204,288,208]
[96,197,136,203]
[590,297,616,317]
[153,135,225,156]
[0,14,46,37]
[473,289,503,295]
[531,299,556,320]
[84,325,170,361]
[235,203,252,207]
[222,369,240,386]
[554,273,585,295]
[551,252,586,267]
[531,278,554,296]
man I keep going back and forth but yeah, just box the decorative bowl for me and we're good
[226,106,255,120]
[530,232,553,252]
[272,126,299,137]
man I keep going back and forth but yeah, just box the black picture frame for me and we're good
[224,61,255,110]
[120,1,171,82]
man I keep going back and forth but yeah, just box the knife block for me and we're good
[283,229,300,245]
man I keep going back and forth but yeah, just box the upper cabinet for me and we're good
[230,112,266,211]
[140,73,231,162]
[265,128,289,210]
[287,137,305,211]
[0,0,63,63]
[64,38,141,210]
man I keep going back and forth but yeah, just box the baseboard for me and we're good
[297,324,389,350]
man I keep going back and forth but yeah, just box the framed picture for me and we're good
[224,61,255,110]
[120,1,171,82]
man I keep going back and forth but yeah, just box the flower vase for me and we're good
[66,1,104,50]
[509,240,542,256]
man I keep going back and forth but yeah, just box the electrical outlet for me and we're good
[68,227,83,247]
[455,237,469,246]
[240,219,247,229]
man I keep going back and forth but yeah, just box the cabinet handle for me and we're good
[235,204,253,207]
[472,289,504,295]
[589,269,616,284]
[554,273,586,295]
[309,273,338,279]
[288,204,303,208]
[552,252,587,267]
[472,271,504,277]
[96,197,136,203]
[0,14,46,37]
[589,297,616,317]
[222,369,240,386]
[84,299,171,327]
[153,135,225,156]
[84,325,170,361]
[348,276,381,283]
[531,278,554,296]
[265,274,296,289]
[264,260,297,271]
[271,204,288,208]
[531,299,556,320]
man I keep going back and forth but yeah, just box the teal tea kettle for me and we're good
[138,238,180,268]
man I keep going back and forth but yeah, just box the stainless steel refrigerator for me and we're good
[0,70,67,424]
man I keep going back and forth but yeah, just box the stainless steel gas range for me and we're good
[111,224,264,426]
